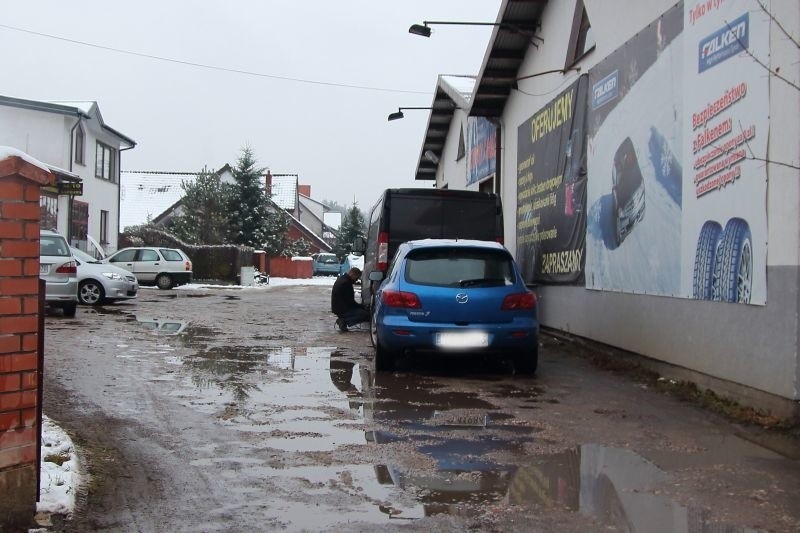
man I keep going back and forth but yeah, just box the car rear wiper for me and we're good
[458,278,506,287]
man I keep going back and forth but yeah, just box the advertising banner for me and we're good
[584,0,768,305]
[466,117,497,186]
[516,75,588,284]
[681,0,768,305]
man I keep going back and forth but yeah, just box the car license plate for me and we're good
[435,331,488,348]
[39,264,49,274]
[432,410,488,427]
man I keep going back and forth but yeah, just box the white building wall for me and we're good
[438,0,799,411]
[0,107,72,169]
[82,116,122,252]
[436,110,472,191]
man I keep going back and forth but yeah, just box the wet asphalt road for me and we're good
[41,283,800,532]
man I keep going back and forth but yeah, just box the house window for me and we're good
[100,210,109,245]
[95,142,116,182]
[565,1,595,68]
[40,192,58,231]
[75,124,85,165]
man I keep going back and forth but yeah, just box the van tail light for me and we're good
[495,236,504,245]
[377,231,389,271]
[501,292,536,310]
[55,261,77,274]
[185,261,191,271]
[382,290,421,309]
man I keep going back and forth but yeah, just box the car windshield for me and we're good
[40,235,70,257]
[317,254,337,264]
[71,247,99,263]
[404,247,514,288]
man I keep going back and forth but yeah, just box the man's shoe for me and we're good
[336,319,348,332]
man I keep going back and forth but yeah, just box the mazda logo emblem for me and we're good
[456,293,469,304]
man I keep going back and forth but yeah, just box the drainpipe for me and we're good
[65,116,83,242]
[117,144,135,251]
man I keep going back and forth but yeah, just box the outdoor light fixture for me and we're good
[409,21,543,46]
[387,106,458,121]
[424,150,440,165]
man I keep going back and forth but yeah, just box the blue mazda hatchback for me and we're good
[369,239,539,373]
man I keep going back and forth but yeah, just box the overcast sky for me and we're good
[1,1,500,209]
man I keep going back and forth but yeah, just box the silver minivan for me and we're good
[39,230,79,317]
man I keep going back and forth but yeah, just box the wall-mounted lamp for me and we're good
[387,106,459,121]
[409,20,543,46]
[511,66,582,90]
[424,150,440,165]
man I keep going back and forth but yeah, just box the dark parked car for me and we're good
[611,137,646,245]
[368,239,538,373]
[354,188,504,309]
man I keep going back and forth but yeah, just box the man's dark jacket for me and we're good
[331,274,357,316]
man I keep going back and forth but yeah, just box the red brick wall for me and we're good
[0,155,52,527]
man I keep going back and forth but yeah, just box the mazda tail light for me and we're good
[382,290,421,309]
[501,292,536,310]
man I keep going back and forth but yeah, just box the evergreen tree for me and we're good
[333,201,366,258]
[227,146,288,252]
[169,167,231,244]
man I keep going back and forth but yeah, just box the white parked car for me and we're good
[39,230,78,317]
[71,247,139,305]
[103,247,193,289]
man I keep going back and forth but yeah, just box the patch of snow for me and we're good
[0,146,51,173]
[38,415,81,516]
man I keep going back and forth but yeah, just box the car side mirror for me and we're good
[368,271,384,282]
[352,237,367,253]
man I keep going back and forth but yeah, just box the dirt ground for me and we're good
[36,284,800,532]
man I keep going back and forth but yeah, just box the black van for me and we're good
[353,188,503,308]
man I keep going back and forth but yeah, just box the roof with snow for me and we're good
[270,174,297,210]
[120,171,200,230]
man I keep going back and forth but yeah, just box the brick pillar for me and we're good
[0,153,53,528]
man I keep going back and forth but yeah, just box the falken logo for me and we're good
[591,70,618,110]
[698,13,749,73]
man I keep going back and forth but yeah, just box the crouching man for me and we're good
[331,267,369,332]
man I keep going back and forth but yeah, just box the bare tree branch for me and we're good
[757,0,800,49]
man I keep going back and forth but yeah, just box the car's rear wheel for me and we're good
[514,341,539,375]
[61,302,77,318]
[156,273,174,290]
[78,280,105,305]
[370,310,394,372]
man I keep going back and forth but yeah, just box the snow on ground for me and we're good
[38,275,338,520]
[37,415,80,517]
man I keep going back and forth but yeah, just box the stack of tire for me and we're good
[692,218,752,303]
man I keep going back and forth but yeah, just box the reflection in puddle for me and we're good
[164,346,762,531]
[135,316,189,335]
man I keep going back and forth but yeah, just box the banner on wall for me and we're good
[681,0,768,305]
[516,75,588,284]
[466,117,497,186]
[584,0,768,305]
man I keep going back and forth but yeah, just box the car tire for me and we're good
[712,218,752,303]
[692,221,722,300]
[78,280,105,305]
[370,310,394,372]
[514,340,539,375]
[62,302,77,318]
[156,273,174,290]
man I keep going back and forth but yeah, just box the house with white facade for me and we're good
[413,0,799,419]
[0,95,136,254]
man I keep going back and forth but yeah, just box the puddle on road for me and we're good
[160,345,772,531]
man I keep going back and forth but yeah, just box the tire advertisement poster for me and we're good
[584,0,767,305]
[516,75,588,284]
[466,117,497,186]
[681,0,768,305]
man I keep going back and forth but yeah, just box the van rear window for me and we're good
[390,197,497,243]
